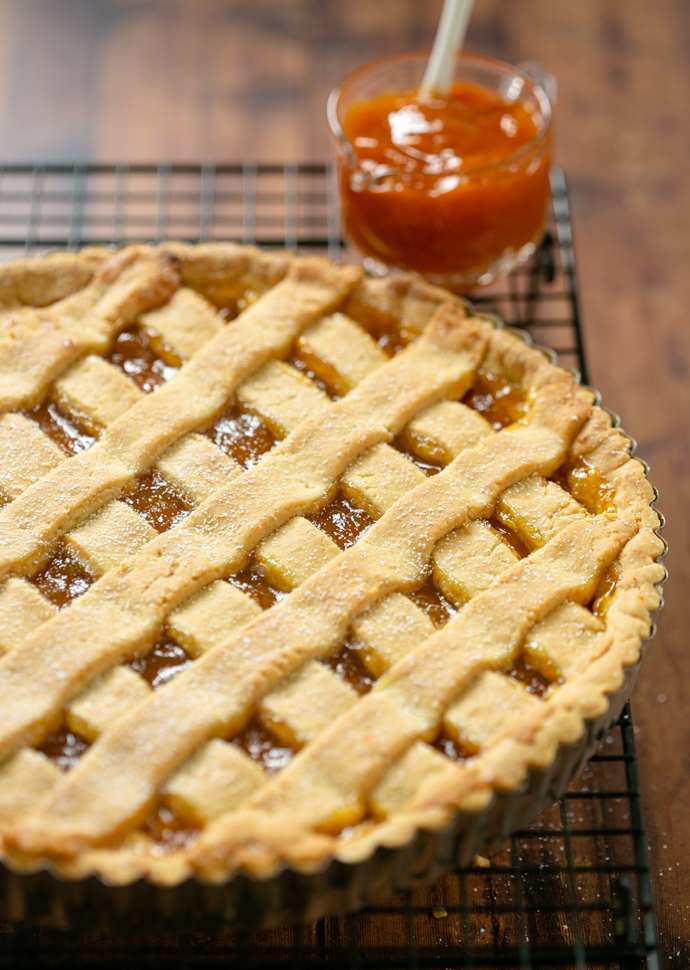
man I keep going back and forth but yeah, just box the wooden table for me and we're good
[0,0,687,964]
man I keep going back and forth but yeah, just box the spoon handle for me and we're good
[419,0,475,98]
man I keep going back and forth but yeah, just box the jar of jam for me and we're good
[327,52,553,290]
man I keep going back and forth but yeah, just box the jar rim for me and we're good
[327,50,552,179]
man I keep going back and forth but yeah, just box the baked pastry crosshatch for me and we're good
[0,244,664,900]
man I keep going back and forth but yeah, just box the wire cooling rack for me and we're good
[0,163,659,968]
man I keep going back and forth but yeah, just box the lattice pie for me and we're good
[0,245,664,894]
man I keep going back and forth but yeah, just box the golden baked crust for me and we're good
[0,244,664,889]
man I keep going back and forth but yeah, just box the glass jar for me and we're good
[328,52,553,290]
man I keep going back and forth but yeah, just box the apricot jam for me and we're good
[463,371,528,429]
[335,66,551,284]
[30,542,92,609]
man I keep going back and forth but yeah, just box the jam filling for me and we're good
[140,327,183,369]
[374,329,408,357]
[121,469,193,532]
[407,581,457,628]
[507,656,552,697]
[206,403,275,469]
[434,734,468,765]
[233,719,294,776]
[231,565,285,611]
[463,371,527,430]
[309,493,374,550]
[344,301,419,354]
[553,456,617,515]
[141,804,200,852]
[39,728,90,771]
[188,282,255,319]
[29,542,92,609]
[323,641,375,695]
[592,566,619,620]
[129,640,192,690]
[24,401,96,456]
[107,326,179,393]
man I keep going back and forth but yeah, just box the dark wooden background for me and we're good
[0,0,687,964]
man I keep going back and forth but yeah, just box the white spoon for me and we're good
[419,0,475,99]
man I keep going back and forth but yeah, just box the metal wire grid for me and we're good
[0,163,658,968]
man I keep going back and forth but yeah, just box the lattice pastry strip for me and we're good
[50,362,238,579]
[0,749,62,827]
[168,479,416,793]
[2,294,584,832]
[399,399,493,466]
[433,519,520,608]
[254,517,340,592]
[0,414,66,501]
[0,267,457,621]
[170,304,450,608]
[232,307,483,611]
[358,520,576,813]
[0,579,56,656]
[362,487,598,811]
[370,496,602,807]
[241,317,435,584]
[140,288,225,364]
[157,434,241,506]
[369,740,451,820]
[160,653,358,828]
[430,474,597,684]
[162,739,265,825]
[0,304,472,764]
[164,242,294,312]
[53,356,144,434]
[351,594,435,680]
[64,319,397,732]
[65,501,158,578]
[21,284,235,560]
[13,306,418,750]
[496,473,588,550]
[341,443,427,519]
[195,308,484,717]
[258,660,358,750]
[367,673,542,821]
[236,360,329,438]
[522,602,606,680]
[443,670,541,756]
[295,312,387,395]
[167,581,261,657]
[67,667,152,742]
[341,416,579,687]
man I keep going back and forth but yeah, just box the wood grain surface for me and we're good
[0,0,687,964]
